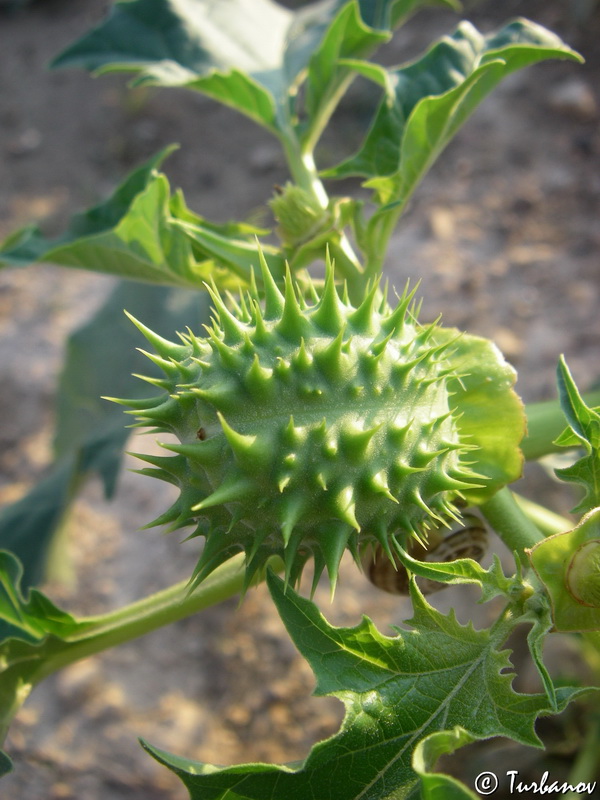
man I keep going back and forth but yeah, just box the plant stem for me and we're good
[1,556,283,753]
[563,711,600,800]
[279,128,329,210]
[34,554,257,684]
[480,487,545,568]
[278,124,367,300]
[522,390,600,460]
[512,493,572,536]
[364,201,406,280]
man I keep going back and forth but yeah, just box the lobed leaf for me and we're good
[51,0,292,132]
[412,728,479,800]
[392,547,516,604]
[142,572,584,800]
[300,0,459,149]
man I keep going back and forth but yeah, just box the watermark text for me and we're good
[474,770,597,796]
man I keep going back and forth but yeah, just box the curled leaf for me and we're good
[528,507,600,632]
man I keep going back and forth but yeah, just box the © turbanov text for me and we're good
[507,771,597,795]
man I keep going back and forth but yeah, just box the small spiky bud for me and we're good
[269,183,330,248]
[117,255,524,593]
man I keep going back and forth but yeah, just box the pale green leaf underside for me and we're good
[143,572,581,800]
[436,329,526,503]
[51,0,292,131]
[393,549,515,603]
[0,147,197,286]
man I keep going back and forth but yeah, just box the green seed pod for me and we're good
[566,539,600,607]
[115,253,521,593]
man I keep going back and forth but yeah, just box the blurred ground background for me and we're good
[0,0,599,797]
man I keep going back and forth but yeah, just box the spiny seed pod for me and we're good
[362,513,488,595]
[113,253,522,594]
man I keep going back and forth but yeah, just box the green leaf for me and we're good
[0,550,251,778]
[0,281,208,597]
[49,0,456,142]
[522,593,558,710]
[51,0,292,132]
[323,18,582,231]
[171,192,286,284]
[554,356,600,514]
[434,329,526,503]
[0,552,78,645]
[392,547,516,603]
[0,461,75,591]
[0,149,238,288]
[143,572,583,800]
[529,507,600,633]
[0,550,83,775]
[413,728,479,800]
[300,0,459,149]
[53,280,209,487]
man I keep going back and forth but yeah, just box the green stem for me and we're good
[480,487,545,568]
[487,601,522,649]
[278,124,367,300]
[364,200,406,280]
[563,711,600,800]
[34,554,254,684]
[2,556,283,752]
[513,493,572,537]
[327,239,367,303]
[522,390,600,461]
[300,71,356,157]
[279,129,329,210]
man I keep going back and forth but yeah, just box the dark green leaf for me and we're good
[142,572,584,800]
[54,280,209,487]
[51,0,292,132]
[554,356,600,514]
[0,462,74,591]
[299,0,459,149]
